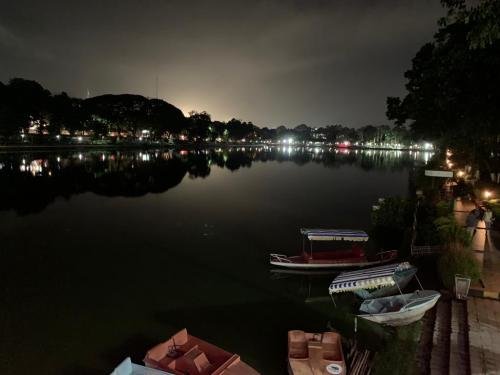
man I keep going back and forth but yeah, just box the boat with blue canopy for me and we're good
[328,262,418,299]
[328,263,440,326]
[269,228,397,269]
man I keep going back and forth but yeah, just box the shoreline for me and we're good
[0,143,432,153]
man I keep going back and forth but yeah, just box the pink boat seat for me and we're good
[176,345,214,374]
[288,330,308,359]
[321,332,342,361]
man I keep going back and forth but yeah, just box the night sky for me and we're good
[0,0,444,127]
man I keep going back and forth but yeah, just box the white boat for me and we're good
[270,229,397,270]
[329,263,440,326]
[358,290,441,326]
[111,357,173,375]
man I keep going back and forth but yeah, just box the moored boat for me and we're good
[288,330,346,375]
[358,290,440,326]
[144,329,260,375]
[329,262,418,299]
[328,264,440,326]
[270,229,397,270]
[111,357,173,375]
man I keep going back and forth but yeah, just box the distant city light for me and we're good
[423,142,433,150]
[78,136,83,142]
[456,170,465,177]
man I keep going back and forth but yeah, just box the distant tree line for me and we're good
[0,78,185,140]
[0,77,411,146]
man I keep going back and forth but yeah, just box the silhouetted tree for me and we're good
[0,78,51,137]
[187,111,211,140]
[386,0,500,173]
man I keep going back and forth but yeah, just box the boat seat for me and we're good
[288,330,308,359]
[176,345,215,374]
[321,332,342,361]
[360,299,384,314]
[386,304,401,312]
[146,341,172,362]
[172,328,189,346]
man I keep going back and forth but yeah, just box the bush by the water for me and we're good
[434,216,471,250]
[372,323,421,375]
[371,197,413,251]
[438,248,481,290]
[435,200,453,218]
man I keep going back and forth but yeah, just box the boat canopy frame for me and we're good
[328,262,423,306]
[300,228,369,258]
[300,228,369,242]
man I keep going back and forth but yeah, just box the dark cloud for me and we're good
[0,0,444,127]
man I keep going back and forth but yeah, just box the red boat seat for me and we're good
[321,332,342,361]
[288,330,308,359]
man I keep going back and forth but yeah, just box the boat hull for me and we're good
[357,291,440,326]
[270,251,397,270]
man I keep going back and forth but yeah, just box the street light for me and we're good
[483,190,493,199]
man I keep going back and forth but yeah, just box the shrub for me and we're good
[435,200,453,218]
[371,197,413,250]
[415,201,440,245]
[372,323,421,375]
[438,248,481,290]
[434,216,471,250]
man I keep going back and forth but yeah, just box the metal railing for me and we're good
[269,253,292,263]
[411,244,442,256]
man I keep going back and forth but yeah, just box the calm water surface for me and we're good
[0,147,430,374]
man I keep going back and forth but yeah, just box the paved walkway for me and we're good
[454,199,500,374]
[454,199,500,299]
[467,298,500,374]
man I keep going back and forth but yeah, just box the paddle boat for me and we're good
[144,328,260,375]
[330,262,418,300]
[328,264,440,326]
[288,330,346,375]
[270,228,397,269]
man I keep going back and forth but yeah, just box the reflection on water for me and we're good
[0,147,431,375]
[0,147,431,215]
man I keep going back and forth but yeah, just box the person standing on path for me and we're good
[466,210,479,237]
[483,206,493,231]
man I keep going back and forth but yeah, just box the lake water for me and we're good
[0,147,430,374]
